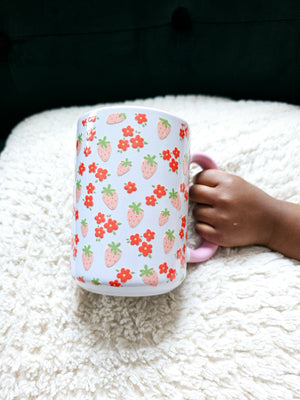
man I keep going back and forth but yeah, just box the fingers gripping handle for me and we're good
[187,153,219,263]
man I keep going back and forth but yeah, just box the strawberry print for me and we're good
[97,136,111,161]
[105,241,121,267]
[127,202,144,227]
[82,245,93,271]
[169,188,181,210]
[102,184,118,209]
[117,158,132,175]
[106,113,126,124]
[142,154,157,179]
[81,219,88,237]
[163,229,175,253]
[157,118,171,139]
[158,208,170,226]
[140,265,158,286]
[76,134,83,155]
[76,180,82,202]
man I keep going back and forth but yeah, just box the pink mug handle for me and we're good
[186,152,219,263]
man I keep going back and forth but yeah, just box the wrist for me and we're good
[260,197,283,248]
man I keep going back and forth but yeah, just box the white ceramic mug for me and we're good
[70,106,218,296]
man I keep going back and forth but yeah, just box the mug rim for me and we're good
[77,105,189,127]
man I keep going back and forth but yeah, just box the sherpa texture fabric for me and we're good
[0,95,300,400]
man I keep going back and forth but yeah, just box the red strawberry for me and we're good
[102,184,118,209]
[141,154,157,179]
[169,188,181,210]
[117,158,132,176]
[105,241,122,267]
[140,265,159,286]
[163,229,175,253]
[97,136,111,161]
[82,245,93,271]
[157,118,171,139]
[127,202,144,227]
[76,180,82,202]
[158,208,170,226]
[76,133,83,155]
[106,113,126,124]
[81,218,88,237]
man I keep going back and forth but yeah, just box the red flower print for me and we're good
[88,116,97,122]
[95,226,105,238]
[73,247,77,257]
[143,229,155,242]
[109,279,121,287]
[179,228,184,239]
[75,210,79,220]
[84,146,92,157]
[135,113,147,124]
[78,162,85,176]
[176,248,182,260]
[180,183,185,192]
[82,118,87,126]
[87,128,96,141]
[130,233,142,246]
[104,218,119,233]
[159,262,168,274]
[162,150,171,160]
[124,181,137,194]
[95,212,106,224]
[118,139,129,151]
[77,276,85,283]
[169,158,179,172]
[74,234,79,245]
[185,126,189,137]
[86,182,95,194]
[146,195,157,206]
[181,216,186,228]
[139,241,152,257]
[117,268,132,283]
[179,129,185,140]
[173,147,180,159]
[89,162,97,173]
[95,167,108,181]
[167,268,176,281]
[122,125,134,137]
[180,255,186,267]
[153,184,166,199]
[130,135,144,149]
[182,244,186,254]
[84,195,93,208]
[184,190,188,201]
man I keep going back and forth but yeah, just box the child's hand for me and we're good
[189,170,278,248]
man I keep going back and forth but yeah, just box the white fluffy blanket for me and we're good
[1,95,300,400]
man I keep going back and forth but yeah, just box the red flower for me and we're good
[162,150,171,160]
[180,183,186,193]
[135,113,147,124]
[82,119,87,126]
[118,139,129,151]
[139,241,152,257]
[167,268,176,281]
[109,279,121,287]
[184,190,189,201]
[130,135,144,149]
[84,146,92,157]
[169,158,179,172]
[73,247,77,257]
[159,262,168,274]
[88,116,97,122]
[75,210,79,220]
[124,181,137,194]
[77,276,85,283]
[181,216,186,228]
[88,162,97,173]
[95,227,105,238]
[86,182,95,194]
[84,195,93,208]
[176,248,182,260]
[145,195,157,206]
[143,229,155,242]
[185,126,189,137]
[104,218,119,233]
[122,125,134,137]
[179,228,184,239]
[179,128,185,140]
[130,233,142,246]
[74,234,79,245]
[78,162,85,176]
[95,168,108,181]
[182,244,186,254]
[87,128,96,141]
[117,268,132,283]
[153,184,166,199]
[95,212,106,224]
[172,147,180,159]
